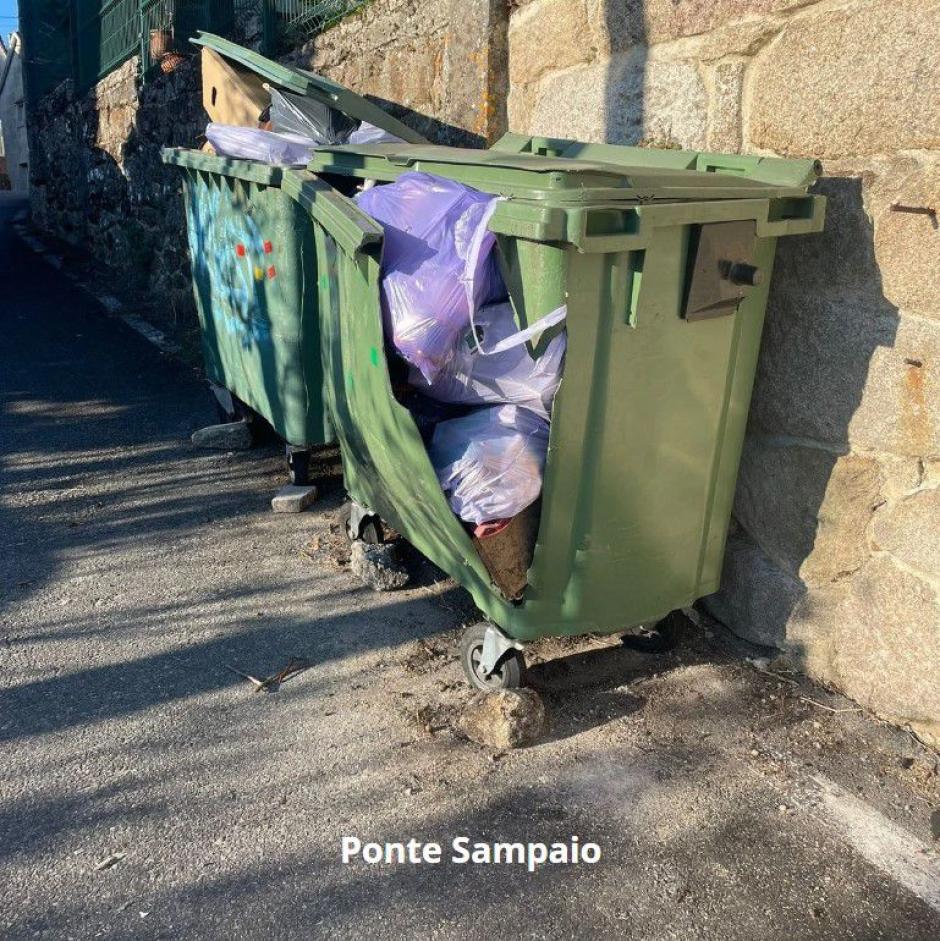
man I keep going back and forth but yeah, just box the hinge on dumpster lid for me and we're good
[683,220,763,321]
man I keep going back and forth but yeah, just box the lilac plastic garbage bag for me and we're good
[355,172,505,383]
[428,405,550,524]
[409,301,566,420]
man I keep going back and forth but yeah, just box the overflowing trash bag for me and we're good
[428,405,550,524]
[355,172,506,383]
[210,110,405,168]
[205,123,319,165]
[269,90,405,146]
[269,89,360,144]
[355,171,565,536]
[412,301,567,421]
[347,122,406,145]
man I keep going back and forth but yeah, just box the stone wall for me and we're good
[508,0,940,745]
[286,0,508,145]
[28,57,205,315]
[26,0,506,321]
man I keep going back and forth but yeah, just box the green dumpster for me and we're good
[164,32,825,688]
[162,33,427,457]
[298,143,824,687]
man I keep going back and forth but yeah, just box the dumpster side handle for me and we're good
[756,194,827,237]
[568,194,826,253]
[568,205,649,253]
[281,170,384,255]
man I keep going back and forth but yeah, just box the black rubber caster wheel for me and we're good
[621,609,688,653]
[460,622,525,691]
[213,400,237,425]
[286,447,311,486]
[211,391,274,445]
[335,501,384,545]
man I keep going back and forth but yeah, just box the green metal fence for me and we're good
[73,0,139,91]
[21,0,75,102]
[139,0,235,77]
[21,0,365,104]
[261,0,369,54]
[71,0,235,92]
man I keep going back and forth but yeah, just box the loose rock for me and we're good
[271,484,318,514]
[458,689,547,750]
[191,420,253,451]
[94,852,125,871]
[349,541,410,591]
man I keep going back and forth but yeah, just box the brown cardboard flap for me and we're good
[472,502,541,602]
[201,47,269,127]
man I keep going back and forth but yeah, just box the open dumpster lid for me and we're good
[190,32,429,145]
[307,144,818,202]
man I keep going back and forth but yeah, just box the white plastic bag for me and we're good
[429,405,550,524]
[348,121,405,145]
[205,123,318,165]
[410,302,566,420]
[354,172,506,383]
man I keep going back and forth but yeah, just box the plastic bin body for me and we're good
[295,145,824,642]
[162,33,428,445]
[171,157,332,445]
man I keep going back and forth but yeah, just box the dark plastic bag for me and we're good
[269,88,359,144]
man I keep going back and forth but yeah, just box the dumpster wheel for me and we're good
[209,385,274,445]
[460,623,526,691]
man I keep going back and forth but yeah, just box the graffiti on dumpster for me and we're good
[186,179,273,349]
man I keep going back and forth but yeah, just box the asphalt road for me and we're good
[2,190,940,940]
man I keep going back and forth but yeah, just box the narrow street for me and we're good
[2,191,940,939]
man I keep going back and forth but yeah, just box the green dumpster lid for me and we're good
[190,32,429,145]
[307,144,816,202]
[492,132,822,190]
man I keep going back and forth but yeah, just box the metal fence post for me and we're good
[68,0,80,90]
[139,0,148,84]
[261,0,277,57]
